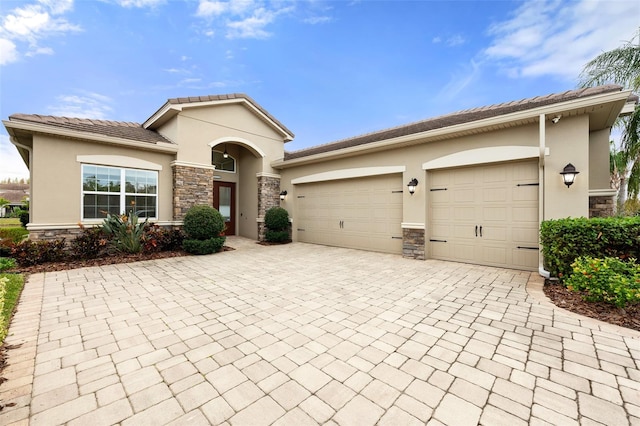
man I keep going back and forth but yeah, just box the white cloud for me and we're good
[484,0,640,81]
[195,0,294,39]
[303,16,332,25]
[447,34,465,47]
[0,0,81,64]
[0,38,18,65]
[0,134,30,181]
[115,0,165,8]
[47,93,114,119]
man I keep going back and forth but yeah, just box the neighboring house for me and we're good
[0,183,29,217]
[3,86,636,273]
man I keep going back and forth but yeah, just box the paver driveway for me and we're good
[1,238,639,425]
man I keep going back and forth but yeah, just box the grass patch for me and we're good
[0,218,21,228]
[0,273,25,343]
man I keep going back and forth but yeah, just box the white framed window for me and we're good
[82,164,158,220]
[212,150,236,172]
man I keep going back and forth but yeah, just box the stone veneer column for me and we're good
[589,195,615,218]
[402,227,425,260]
[172,164,215,221]
[257,173,281,241]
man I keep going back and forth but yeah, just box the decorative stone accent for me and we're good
[29,227,84,242]
[257,175,281,241]
[589,195,614,218]
[173,165,214,221]
[403,228,425,260]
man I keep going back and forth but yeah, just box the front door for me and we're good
[213,181,236,235]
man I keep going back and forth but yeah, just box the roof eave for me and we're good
[274,89,632,169]
[3,119,179,154]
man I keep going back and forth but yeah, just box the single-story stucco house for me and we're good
[3,85,637,274]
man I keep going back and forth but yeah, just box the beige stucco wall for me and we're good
[30,135,175,225]
[544,115,590,219]
[173,104,286,173]
[588,128,612,190]
[237,151,261,240]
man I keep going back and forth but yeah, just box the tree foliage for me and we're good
[580,29,640,199]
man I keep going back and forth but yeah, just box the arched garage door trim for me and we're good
[292,166,406,185]
[422,146,547,170]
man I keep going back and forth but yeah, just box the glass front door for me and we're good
[213,181,236,235]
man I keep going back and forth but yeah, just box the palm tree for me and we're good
[580,29,640,202]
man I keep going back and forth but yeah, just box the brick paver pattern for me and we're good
[1,238,639,425]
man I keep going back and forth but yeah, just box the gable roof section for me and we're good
[283,85,630,162]
[5,114,175,146]
[144,93,295,141]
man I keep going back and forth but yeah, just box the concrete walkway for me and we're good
[1,238,638,425]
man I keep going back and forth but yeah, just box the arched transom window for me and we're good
[212,150,236,172]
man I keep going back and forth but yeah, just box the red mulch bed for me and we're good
[544,281,640,332]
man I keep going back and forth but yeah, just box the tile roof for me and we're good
[284,84,626,160]
[156,93,294,138]
[7,114,172,144]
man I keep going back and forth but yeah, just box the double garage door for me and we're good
[295,174,403,254]
[294,161,539,270]
[429,160,539,270]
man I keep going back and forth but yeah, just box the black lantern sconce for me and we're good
[279,190,288,201]
[560,163,579,188]
[407,178,418,195]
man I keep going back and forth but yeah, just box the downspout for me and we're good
[9,137,33,226]
[538,114,551,278]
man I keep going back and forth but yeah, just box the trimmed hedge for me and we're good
[540,216,640,279]
[182,205,226,255]
[183,205,225,240]
[566,256,640,307]
[182,237,226,255]
[264,207,290,243]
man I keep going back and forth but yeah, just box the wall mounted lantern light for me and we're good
[279,190,288,201]
[407,178,418,195]
[560,163,579,188]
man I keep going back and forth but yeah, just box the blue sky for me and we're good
[1,0,638,180]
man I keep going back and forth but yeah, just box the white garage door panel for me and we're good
[429,160,539,270]
[297,174,403,254]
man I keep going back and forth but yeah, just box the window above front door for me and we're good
[212,150,236,172]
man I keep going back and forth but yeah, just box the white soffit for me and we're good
[422,146,548,170]
[292,166,406,184]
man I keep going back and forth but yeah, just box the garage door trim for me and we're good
[292,166,406,185]
[423,146,546,170]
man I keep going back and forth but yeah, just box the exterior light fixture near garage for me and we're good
[407,178,418,195]
[279,190,287,200]
[560,163,579,188]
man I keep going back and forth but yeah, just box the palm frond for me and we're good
[579,29,640,91]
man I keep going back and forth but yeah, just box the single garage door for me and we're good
[296,174,403,254]
[429,160,539,270]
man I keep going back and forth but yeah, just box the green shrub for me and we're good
[11,239,67,266]
[70,226,110,259]
[143,225,184,252]
[565,257,640,308]
[264,207,289,231]
[19,211,29,228]
[265,230,289,243]
[182,237,225,255]
[0,258,16,272]
[540,216,640,279]
[0,227,28,243]
[102,213,148,254]
[0,273,24,344]
[183,205,225,240]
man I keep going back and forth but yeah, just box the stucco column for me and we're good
[257,172,281,241]
[172,162,215,221]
